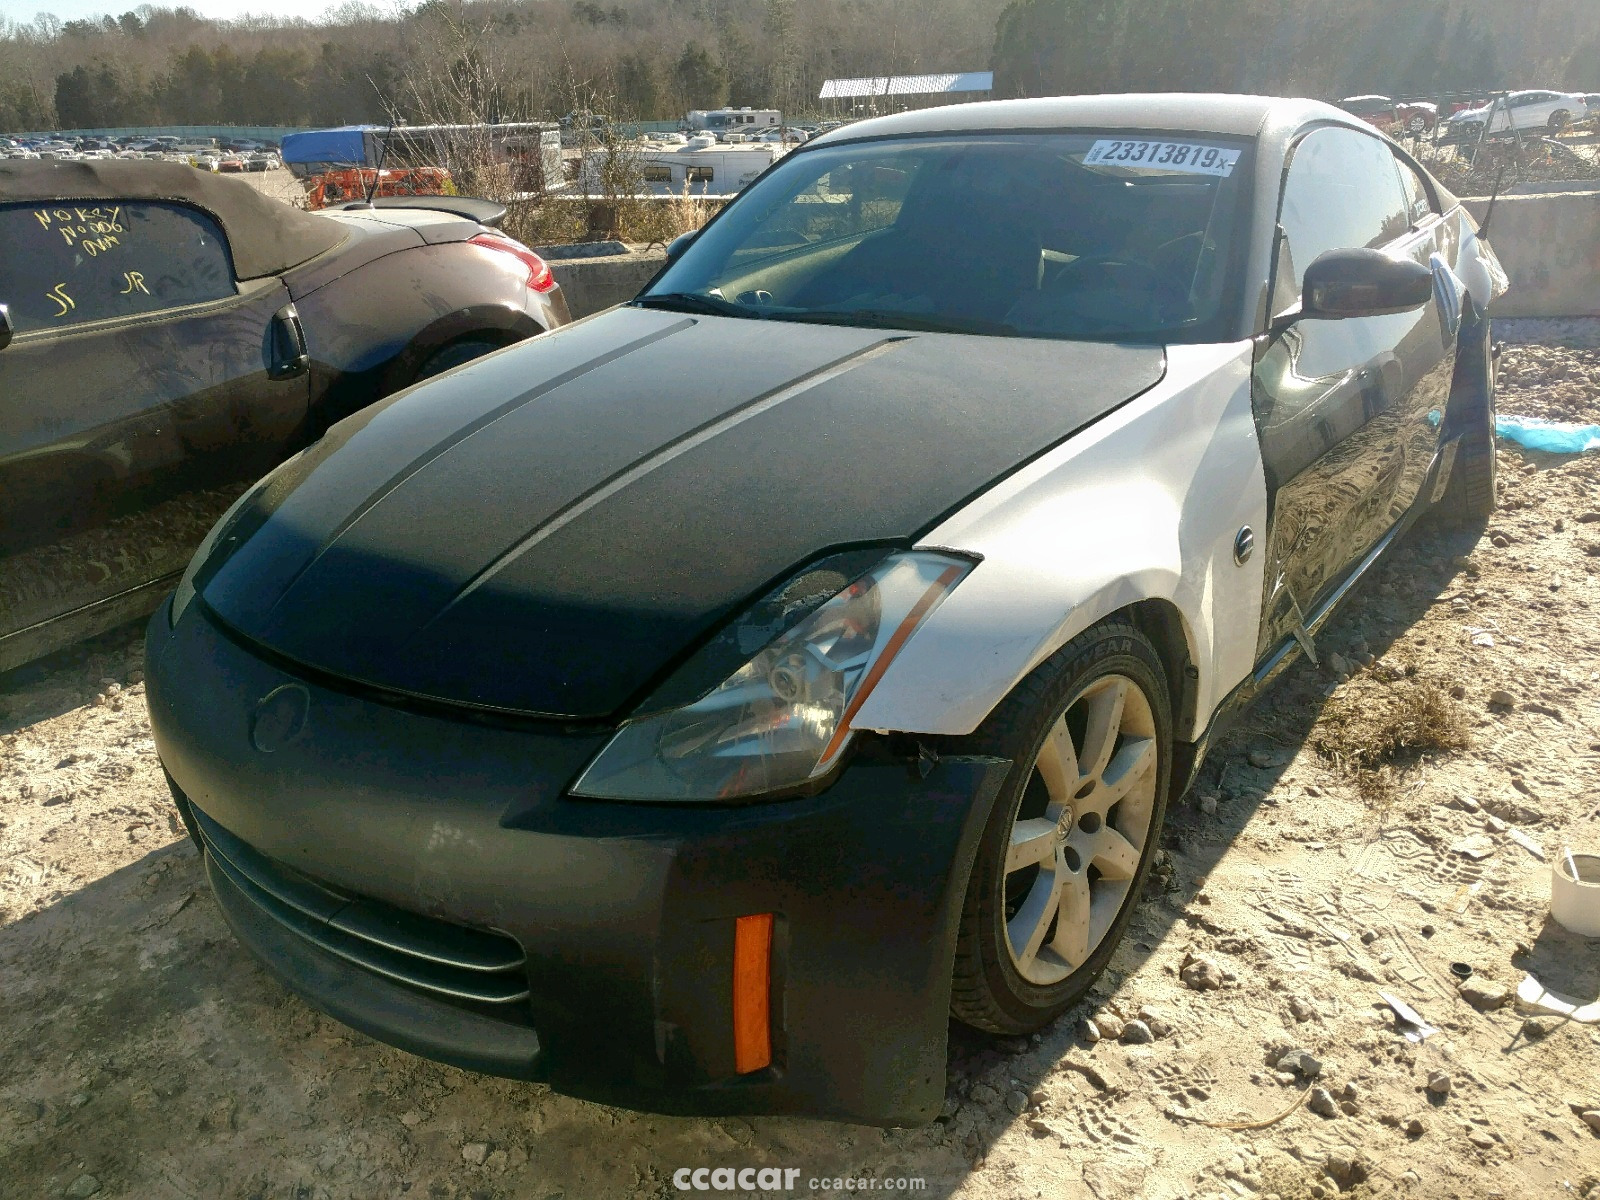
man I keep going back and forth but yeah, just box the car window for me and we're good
[1271,127,1410,314]
[0,200,236,334]
[716,152,919,267]
[651,132,1251,343]
[1394,154,1435,224]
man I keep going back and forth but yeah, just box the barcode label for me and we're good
[1083,139,1241,177]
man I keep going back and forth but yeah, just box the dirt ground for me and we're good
[2,322,1598,1200]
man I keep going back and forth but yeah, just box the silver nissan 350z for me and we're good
[147,93,1506,1125]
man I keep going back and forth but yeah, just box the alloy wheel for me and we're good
[1000,673,1160,986]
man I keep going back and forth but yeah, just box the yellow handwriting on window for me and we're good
[47,282,76,318]
[120,271,150,295]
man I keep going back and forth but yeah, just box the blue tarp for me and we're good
[1495,416,1600,453]
[280,126,377,166]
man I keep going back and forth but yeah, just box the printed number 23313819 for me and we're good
[1083,140,1240,176]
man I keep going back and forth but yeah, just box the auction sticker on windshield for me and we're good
[1082,139,1240,176]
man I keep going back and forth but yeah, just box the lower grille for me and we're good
[191,803,532,1008]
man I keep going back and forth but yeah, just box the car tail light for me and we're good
[469,232,556,293]
[732,913,773,1074]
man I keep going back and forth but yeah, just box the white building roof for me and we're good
[818,72,994,100]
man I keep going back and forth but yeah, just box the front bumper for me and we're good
[146,601,1008,1125]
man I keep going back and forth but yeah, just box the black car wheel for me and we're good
[950,621,1172,1034]
[1442,317,1497,524]
[1549,110,1572,131]
[1407,114,1427,134]
[416,338,504,381]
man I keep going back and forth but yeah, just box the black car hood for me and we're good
[203,307,1164,718]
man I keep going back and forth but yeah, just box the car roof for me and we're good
[807,93,1365,147]
[0,158,343,280]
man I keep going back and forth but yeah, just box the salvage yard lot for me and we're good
[2,324,1599,1200]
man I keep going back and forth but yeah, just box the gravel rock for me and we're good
[1323,1150,1368,1190]
[1405,1116,1426,1137]
[1005,1090,1028,1116]
[1276,1049,1323,1078]
[63,1176,101,1199]
[1198,793,1218,816]
[1488,689,1516,708]
[1078,1017,1101,1044]
[1467,1130,1494,1149]
[968,1083,1000,1108]
[1137,1005,1172,1038]
[1458,979,1510,1011]
[1180,954,1224,991]
[1093,1012,1125,1041]
[1028,1087,1049,1107]
[1120,1019,1155,1045]
[1289,996,1317,1022]
[1027,1116,1067,1140]
[1308,1086,1339,1118]
[1426,1070,1452,1096]
[996,1036,1030,1055]
[1522,1017,1559,1040]
[1579,1111,1600,1134]
[461,1142,489,1166]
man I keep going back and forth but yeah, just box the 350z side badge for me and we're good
[1234,526,1255,565]
[250,684,310,753]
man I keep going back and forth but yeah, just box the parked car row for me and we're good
[1340,89,1597,143]
[0,144,281,173]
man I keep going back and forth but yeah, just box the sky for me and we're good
[3,0,356,24]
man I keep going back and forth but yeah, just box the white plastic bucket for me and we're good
[1551,850,1600,937]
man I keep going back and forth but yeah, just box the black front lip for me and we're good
[147,601,1009,1125]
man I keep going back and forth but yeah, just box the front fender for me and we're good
[853,342,1266,743]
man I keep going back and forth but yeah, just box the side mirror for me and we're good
[665,230,699,263]
[1301,248,1433,320]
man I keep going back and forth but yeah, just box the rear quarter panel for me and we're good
[853,341,1266,743]
[293,240,547,432]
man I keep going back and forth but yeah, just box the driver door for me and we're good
[0,198,309,668]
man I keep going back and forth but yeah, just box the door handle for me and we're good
[269,303,309,379]
[0,303,13,353]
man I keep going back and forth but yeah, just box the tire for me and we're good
[1441,317,1497,524]
[1407,115,1426,134]
[949,621,1172,1034]
[415,337,504,382]
[1549,110,1571,131]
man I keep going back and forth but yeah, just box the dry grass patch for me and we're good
[1311,676,1470,775]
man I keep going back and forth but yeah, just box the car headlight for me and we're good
[571,551,972,802]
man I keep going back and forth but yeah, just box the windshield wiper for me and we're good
[772,309,1019,337]
[632,292,762,319]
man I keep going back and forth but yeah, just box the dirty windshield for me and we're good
[642,132,1252,342]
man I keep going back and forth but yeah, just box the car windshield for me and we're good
[642,131,1252,343]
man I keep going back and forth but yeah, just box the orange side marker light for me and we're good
[733,913,773,1074]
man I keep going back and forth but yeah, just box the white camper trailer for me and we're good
[581,137,786,197]
[685,108,781,139]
